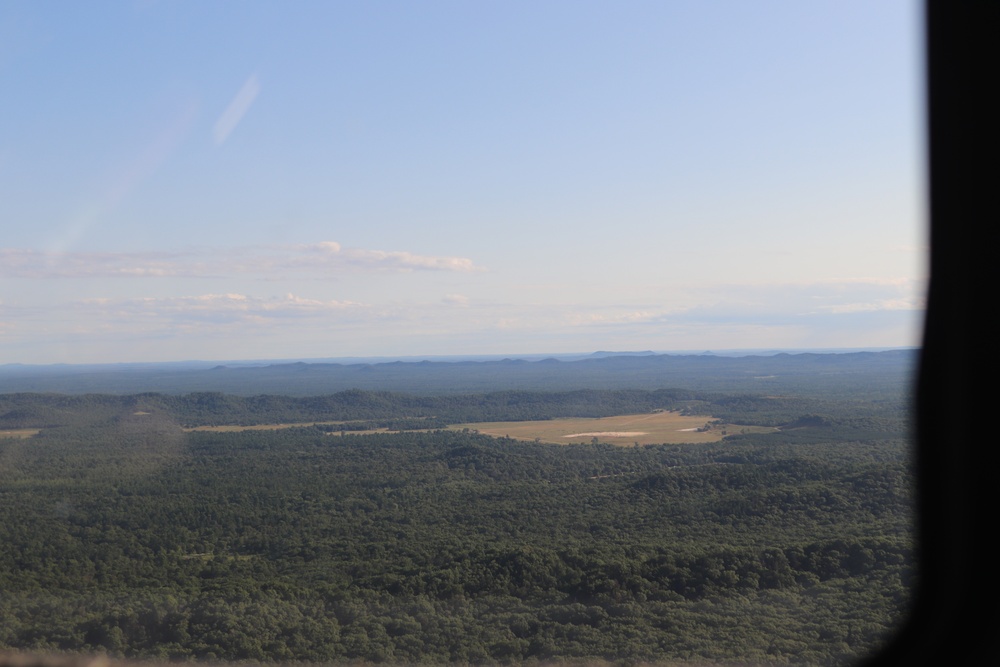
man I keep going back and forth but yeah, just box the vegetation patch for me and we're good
[182,420,348,432]
[0,382,913,664]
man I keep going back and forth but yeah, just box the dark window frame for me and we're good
[863,1,1000,664]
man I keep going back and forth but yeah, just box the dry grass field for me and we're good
[177,412,776,445]
[449,411,776,446]
[0,429,41,439]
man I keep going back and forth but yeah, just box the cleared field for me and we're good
[449,411,776,445]
[0,428,41,439]
[178,412,776,445]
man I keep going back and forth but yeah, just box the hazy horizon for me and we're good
[0,345,917,370]
[1,1,925,365]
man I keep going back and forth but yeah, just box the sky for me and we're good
[0,1,925,364]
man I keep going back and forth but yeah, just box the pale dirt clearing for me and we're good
[448,411,756,445]
[0,429,41,439]
[563,431,648,438]
[174,412,775,445]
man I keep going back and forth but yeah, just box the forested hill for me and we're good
[0,390,914,664]
[0,387,907,433]
[0,349,915,397]
[0,369,913,663]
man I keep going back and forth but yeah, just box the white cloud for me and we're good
[1,275,925,363]
[442,294,470,307]
[567,310,661,326]
[0,242,482,279]
[668,278,926,319]
[311,241,342,253]
[341,249,479,272]
[819,297,924,314]
[298,242,483,272]
[97,292,364,319]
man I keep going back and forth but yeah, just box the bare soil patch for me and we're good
[563,431,647,438]
[448,411,771,445]
[0,429,41,439]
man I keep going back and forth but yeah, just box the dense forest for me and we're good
[0,385,906,431]
[0,384,913,665]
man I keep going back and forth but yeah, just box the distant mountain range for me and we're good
[0,349,917,398]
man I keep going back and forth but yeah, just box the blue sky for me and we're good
[0,1,924,364]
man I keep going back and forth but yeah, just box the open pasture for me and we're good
[449,411,774,445]
[0,428,41,439]
[177,412,778,445]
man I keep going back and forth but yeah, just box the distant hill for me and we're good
[587,350,657,358]
[0,349,917,398]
